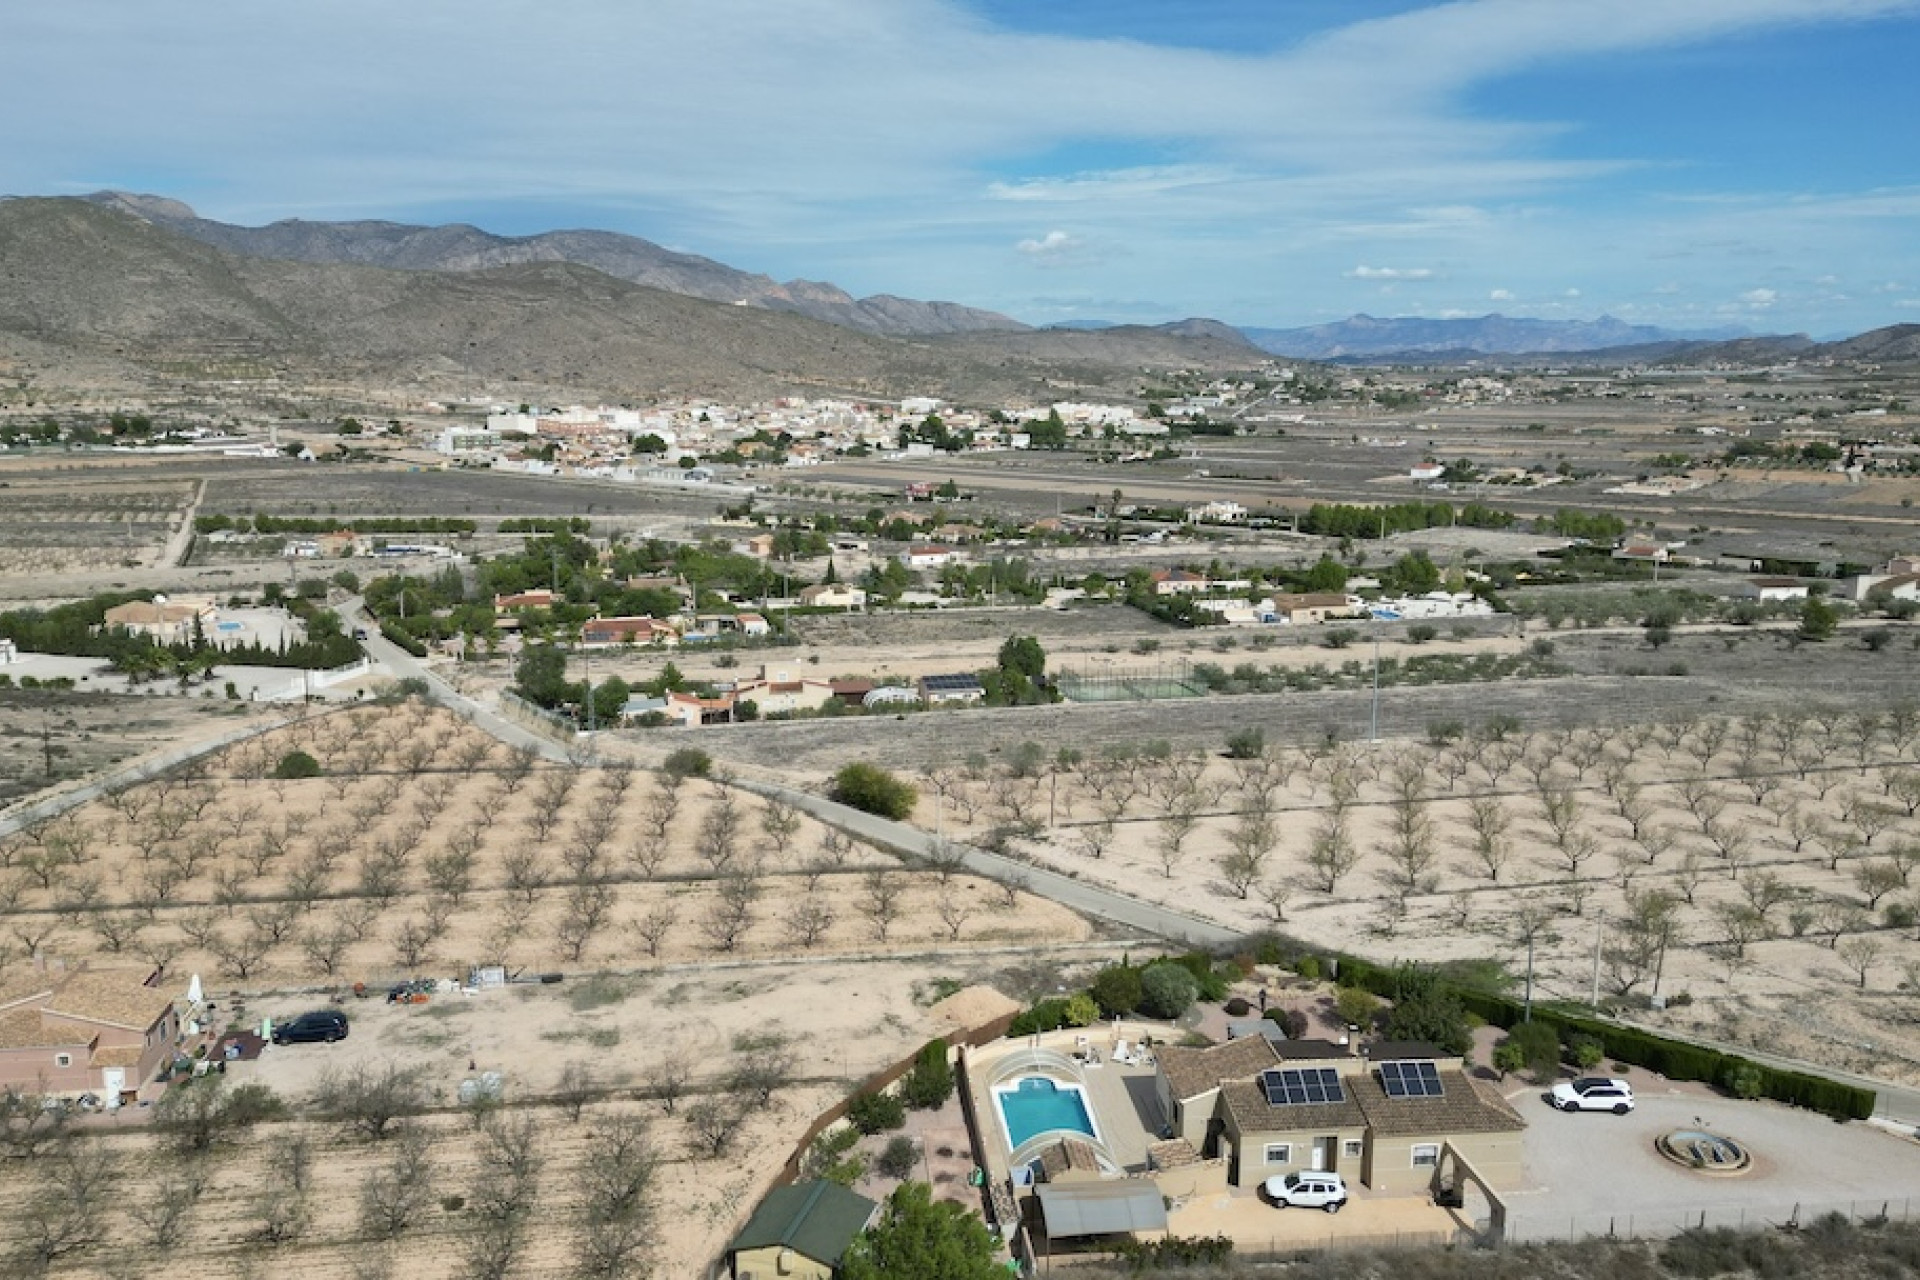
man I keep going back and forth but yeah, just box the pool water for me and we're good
[216,621,244,632]
[997,1076,1096,1149]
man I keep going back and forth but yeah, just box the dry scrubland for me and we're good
[0,700,1088,1278]
[0,692,270,809]
[911,703,1920,1086]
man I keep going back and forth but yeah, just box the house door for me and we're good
[1311,1137,1335,1171]
[100,1068,126,1109]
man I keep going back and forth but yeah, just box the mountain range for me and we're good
[80,191,1027,340]
[0,197,1263,403]
[1238,313,1753,359]
[2,194,1916,405]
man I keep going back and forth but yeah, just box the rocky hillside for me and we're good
[0,198,1261,403]
[82,191,1027,338]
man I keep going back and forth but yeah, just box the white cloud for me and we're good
[1017,230,1082,258]
[5,0,1918,328]
[1564,288,1582,298]
[1741,288,1779,307]
[1489,288,1515,301]
[1348,265,1435,280]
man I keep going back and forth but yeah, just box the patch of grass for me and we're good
[915,976,967,1006]
[542,1026,621,1049]
[567,976,637,1013]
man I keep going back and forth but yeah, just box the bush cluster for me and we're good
[1320,953,1875,1120]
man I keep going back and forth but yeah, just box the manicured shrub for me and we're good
[662,747,712,779]
[1332,987,1380,1030]
[876,1135,919,1180]
[830,762,917,820]
[1501,1021,1561,1082]
[1138,964,1199,1020]
[1091,965,1142,1017]
[1569,1034,1605,1071]
[1295,957,1322,980]
[1223,997,1252,1017]
[1275,1008,1309,1039]
[847,1090,905,1134]
[1063,994,1099,1028]
[272,750,322,780]
[900,1039,954,1110]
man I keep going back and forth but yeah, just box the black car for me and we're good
[272,1010,349,1045]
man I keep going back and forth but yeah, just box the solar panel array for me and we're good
[1261,1067,1345,1106]
[921,673,984,692]
[1377,1060,1444,1098]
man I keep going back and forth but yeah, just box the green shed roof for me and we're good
[731,1181,880,1268]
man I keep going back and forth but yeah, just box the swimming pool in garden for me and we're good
[994,1075,1098,1150]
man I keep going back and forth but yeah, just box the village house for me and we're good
[900,544,960,570]
[1150,569,1211,596]
[918,672,986,706]
[1263,593,1366,625]
[101,595,218,643]
[0,967,184,1103]
[1155,1037,1526,1197]
[580,616,679,648]
[798,583,867,610]
[732,665,837,717]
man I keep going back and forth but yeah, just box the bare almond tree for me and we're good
[935,889,975,941]
[1304,810,1360,894]
[1461,795,1514,882]
[861,870,904,942]
[630,900,678,959]
[783,895,836,948]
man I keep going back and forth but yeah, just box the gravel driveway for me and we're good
[1502,1086,1920,1242]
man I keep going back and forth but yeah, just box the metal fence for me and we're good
[1506,1197,1917,1245]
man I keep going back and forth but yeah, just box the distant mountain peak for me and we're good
[1241,312,1753,359]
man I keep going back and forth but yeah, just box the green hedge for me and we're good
[380,621,428,657]
[1321,952,1873,1121]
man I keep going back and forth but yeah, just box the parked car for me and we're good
[272,1010,349,1045]
[1263,1170,1348,1213]
[1550,1077,1635,1114]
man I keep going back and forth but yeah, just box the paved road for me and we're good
[727,775,1238,949]
[339,597,575,766]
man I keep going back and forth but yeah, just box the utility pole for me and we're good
[1369,619,1381,744]
[1523,932,1535,1024]
[1590,917,1604,1013]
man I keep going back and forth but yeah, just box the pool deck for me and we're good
[967,1025,1170,1179]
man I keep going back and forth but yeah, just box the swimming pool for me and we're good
[216,621,244,632]
[995,1075,1097,1150]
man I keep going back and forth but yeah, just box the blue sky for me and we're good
[7,1,1919,336]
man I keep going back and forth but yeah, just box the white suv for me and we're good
[1550,1076,1635,1114]
[1263,1170,1348,1213]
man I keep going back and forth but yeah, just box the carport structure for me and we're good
[1033,1181,1169,1257]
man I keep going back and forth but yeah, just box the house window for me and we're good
[1263,1143,1292,1165]
[54,1053,73,1068]
[1411,1143,1441,1168]
[1343,1139,1365,1160]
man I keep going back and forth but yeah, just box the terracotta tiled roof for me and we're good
[1157,1035,1279,1101]
[44,970,175,1032]
[1147,1138,1201,1170]
[89,1044,145,1069]
[1038,1138,1104,1179]
[1221,1077,1368,1133]
[0,1007,90,1051]
[1349,1068,1526,1137]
